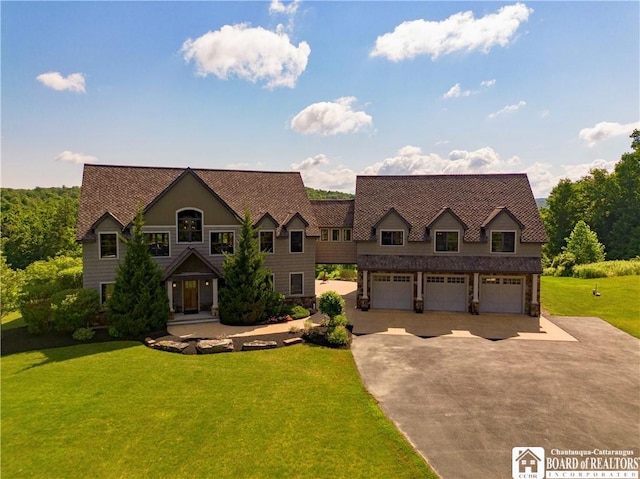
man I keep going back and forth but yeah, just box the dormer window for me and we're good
[491,231,516,253]
[380,229,404,246]
[177,209,202,243]
[435,231,459,252]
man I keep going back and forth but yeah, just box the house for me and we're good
[78,166,546,318]
[515,448,542,474]
[314,174,546,316]
[77,165,319,316]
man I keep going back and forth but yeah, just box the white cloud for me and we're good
[443,83,471,99]
[480,79,496,87]
[36,72,86,93]
[524,162,557,197]
[290,154,356,192]
[488,100,526,119]
[578,121,639,147]
[269,0,300,16]
[225,162,251,170]
[563,159,618,181]
[370,3,532,61]
[54,150,97,164]
[290,97,373,135]
[181,24,310,89]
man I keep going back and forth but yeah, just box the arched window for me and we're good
[177,209,202,243]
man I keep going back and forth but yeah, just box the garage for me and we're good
[479,276,524,313]
[371,274,413,310]
[425,275,468,312]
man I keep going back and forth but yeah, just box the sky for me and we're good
[2,1,639,197]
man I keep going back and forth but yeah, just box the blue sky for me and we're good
[2,1,638,196]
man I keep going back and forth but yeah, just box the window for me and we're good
[259,230,274,253]
[491,231,516,253]
[145,232,170,256]
[343,229,352,242]
[290,230,304,253]
[331,229,341,241]
[290,273,303,295]
[435,231,459,252]
[99,233,118,259]
[100,283,115,305]
[380,229,404,246]
[177,209,202,243]
[320,229,329,241]
[210,231,234,255]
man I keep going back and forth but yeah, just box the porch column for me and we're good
[211,278,219,318]
[472,273,479,302]
[166,280,174,313]
[531,274,539,304]
[362,270,368,299]
[416,272,423,300]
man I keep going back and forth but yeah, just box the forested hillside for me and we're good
[1,187,81,269]
[305,187,354,200]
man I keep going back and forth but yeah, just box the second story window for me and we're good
[145,232,170,256]
[177,209,202,243]
[210,231,234,255]
[435,231,459,252]
[491,231,516,253]
[290,230,304,253]
[99,233,118,259]
[343,229,352,242]
[381,229,404,246]
[320,229,329,241]
[259,230,274,253]
[331,229,341,241]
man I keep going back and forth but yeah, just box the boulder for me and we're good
[283,337,303,346]
[197,338,234,354]
[154,340,189,354]
[242,340,277,351]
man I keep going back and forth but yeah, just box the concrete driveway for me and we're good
[351,317,640,478]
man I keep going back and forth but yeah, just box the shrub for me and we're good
[303,318,318,339]
[551,252,576,277]
[108,326,122,338]
[57,266,83,290]
[265,291,286,318]
[328,313,348,328]
[339,268,357,281]
[318,291,345,319]
[564,220,605,265]
[72,327,95,341]
[51,289,101,333]
[572,260,640,278]
[327,325,350,346]
[290,305,310,320]
[21,299,52,334]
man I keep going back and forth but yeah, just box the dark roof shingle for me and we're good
[77,165,319,240]
[310,199,354,227]
[353,174,546,243]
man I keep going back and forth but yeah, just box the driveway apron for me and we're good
[351,316,640,479]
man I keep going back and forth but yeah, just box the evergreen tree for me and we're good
[108,207,169,336]
[563,220,605,265]
[219,210,271,325]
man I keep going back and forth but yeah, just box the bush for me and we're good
[51,289,101,333]
[318,291,345,319]
[57,266,83,290]
[572,260,640,278]
[327,325,350,346]
[265,291,286,317]
[72,327,95,341]
[108,326,122,338]
[21,299,52,334]
[290,305,310,319]
[339,268,357,281]
[328,313,348,328]
[551,252,576,277]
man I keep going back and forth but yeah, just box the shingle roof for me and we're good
[310,200,354,227]
[358,254,543,273]
[77,165,319,240]
[353,174,546,243]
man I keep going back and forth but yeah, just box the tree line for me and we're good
[541,130,640,263]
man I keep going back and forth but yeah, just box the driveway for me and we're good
[351,316,640,478]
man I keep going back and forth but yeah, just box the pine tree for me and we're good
[108,207,169,336]
[219,210,271,325]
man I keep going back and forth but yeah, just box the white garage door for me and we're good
[372,274,413,310]
[425,275,467,312]
[480,277,524,313]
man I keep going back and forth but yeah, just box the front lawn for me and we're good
[2,342,436,479]
[541,275,640,338]
[1,311,25,330]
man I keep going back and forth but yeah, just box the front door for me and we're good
[183,280,199,314]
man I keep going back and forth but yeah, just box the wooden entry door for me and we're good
[183,280,199,314]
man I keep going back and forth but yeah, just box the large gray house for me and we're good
[77,164,546,318]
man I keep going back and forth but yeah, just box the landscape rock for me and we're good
[283,337,303,346]
[242,340,277,351]
[154,340,189,354]
[197,338,234,354]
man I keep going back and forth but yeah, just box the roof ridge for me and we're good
[85,164,300,175]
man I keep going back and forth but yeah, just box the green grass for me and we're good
[541,275,640,338]
[1,311,25,330]
[572,260,640,278]
[2,342,436,479]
